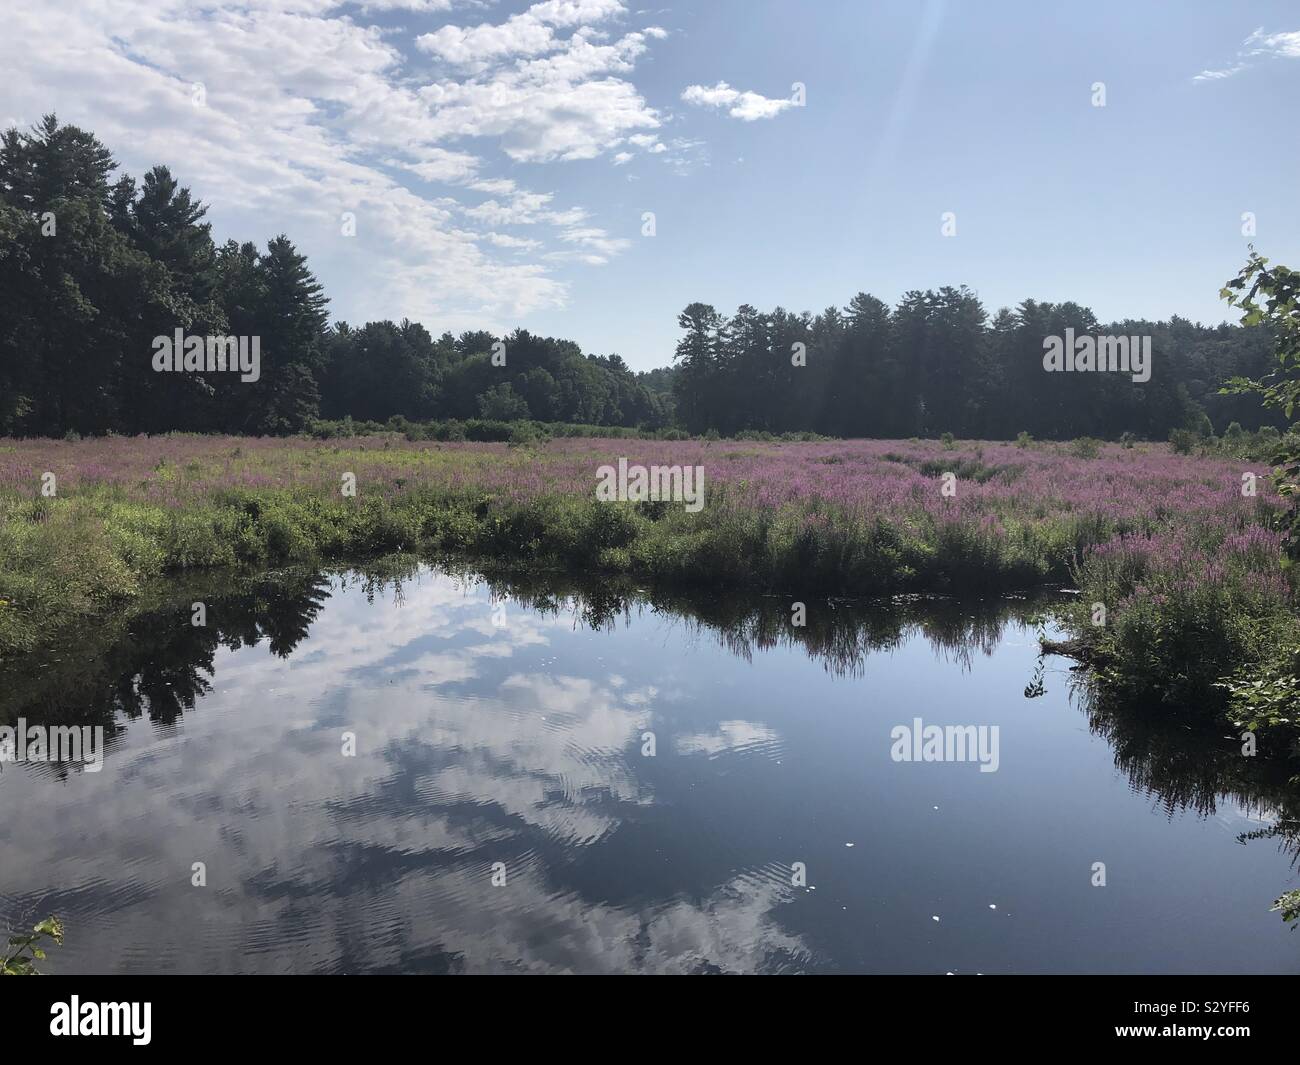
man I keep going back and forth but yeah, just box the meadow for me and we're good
[1,432,1296,741]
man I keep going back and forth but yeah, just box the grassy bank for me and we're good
[1,433,1296,745]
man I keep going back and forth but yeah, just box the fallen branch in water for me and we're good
[1039,637,1094,664]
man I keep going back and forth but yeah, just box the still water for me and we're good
[2,564,1297,973]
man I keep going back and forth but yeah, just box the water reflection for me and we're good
[0,558,1296,973]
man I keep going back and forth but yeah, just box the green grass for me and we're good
[0,480,1062,660]
[2,433,1297,758]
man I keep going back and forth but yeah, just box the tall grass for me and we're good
[1,434,1295,735]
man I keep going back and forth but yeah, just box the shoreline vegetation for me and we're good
[3,429,1297,755]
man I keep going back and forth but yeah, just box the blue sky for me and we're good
[4,0,1299,369]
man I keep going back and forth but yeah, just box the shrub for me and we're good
[1089,587,1270,708]
[1216,643,1300,736]
[477,383,530,421]
[507,423,546,447]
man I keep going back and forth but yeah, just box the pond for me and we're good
[1,562,1297,973]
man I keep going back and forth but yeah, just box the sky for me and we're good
[3,0,1299,371]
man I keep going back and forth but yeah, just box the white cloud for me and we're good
[0,0,687,334]
[1192,65,1245,81]
[469,178,518,195]
[463,188,584,226]
[681,80,794,121]
[386,148,482,184]
[1246,27,1300,58]
[488,232,543,251]
[416,14,561,67]
[355,0,459,10]
[415,0,629,67]
[416,25,664,162]
[554,224,631,263]
[1194,26,1300,81]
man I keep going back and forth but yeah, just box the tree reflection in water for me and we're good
[3,555,1297,919]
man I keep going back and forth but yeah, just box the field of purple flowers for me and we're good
[1,433,1296,728]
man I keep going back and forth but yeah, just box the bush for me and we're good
[477,383,531,421]
[507,423,548,447]
[1216,643,1300,736]
[1089,584,1275,709]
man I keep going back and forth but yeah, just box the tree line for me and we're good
[0,116,1277,441]
[670,292,1280,439]
[0,117,669,437]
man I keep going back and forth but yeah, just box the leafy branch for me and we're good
[1,915,64,975]
[1272,889,1300,930]
[1220,251,1300,553]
